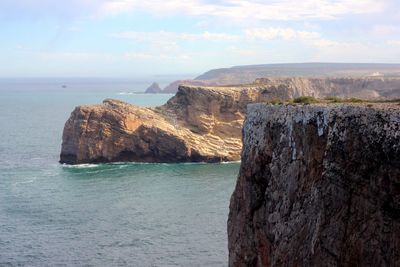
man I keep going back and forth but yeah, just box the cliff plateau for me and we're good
[228,103,400,266]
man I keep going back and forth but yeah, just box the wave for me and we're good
[61,160,241,169]
[61,163,99,168]
[220,160,241,164]
[117,92,137,95]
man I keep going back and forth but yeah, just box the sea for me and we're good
[0,78,240,266]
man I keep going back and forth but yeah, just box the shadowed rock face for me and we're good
[228,104,400,267]
[60,85,282,164]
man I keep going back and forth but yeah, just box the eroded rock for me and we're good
[60,85,280,164]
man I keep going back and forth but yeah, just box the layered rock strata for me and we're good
[228,103,400,266]
[254,77,400,99]
[60,85,283,164]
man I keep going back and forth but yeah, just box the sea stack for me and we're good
[228,103,400,266]
[145,82,162,93]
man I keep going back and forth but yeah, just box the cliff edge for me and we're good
[228,103,400,266]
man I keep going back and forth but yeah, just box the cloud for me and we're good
[111,31,240,42]
[0,0,389,22]
[245,27,320,41]
[387,40,400,46]
[371,25,398,36]
[97,0,386,21]
[111,28,355,52]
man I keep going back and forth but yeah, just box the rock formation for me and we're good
[156,76,400,97]
[254,77,400,99]
[145,82,162,93]
[196,63,400,84]
[61,77,400,164]
[228,103,400,266]
[162,79,219,94]
[60,85,280,164]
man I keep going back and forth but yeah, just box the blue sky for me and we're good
[1,0,399,77]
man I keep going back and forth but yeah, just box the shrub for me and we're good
[293,96,318,104]
[346,97,364,103]
[325,96,341,102]
[269,98,283,105]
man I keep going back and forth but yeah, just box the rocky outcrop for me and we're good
[162,79,219,94]
[254,77,400,99]
[159,76,400,97]
[196,63,400,84]
[228,103,400,266]
[145,82,162,93]
[60,85,283,164]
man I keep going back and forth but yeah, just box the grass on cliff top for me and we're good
[324,96,364,103]
[292,96,319,104]
[268,97,400,105]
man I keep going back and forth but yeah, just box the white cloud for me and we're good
[387,40,400,46]
[371,25,398,36]
[112,31,240,42]
[97,0,386,21]
[111,27,358,52]
[245,27,320,41]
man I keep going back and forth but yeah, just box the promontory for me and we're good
[60,77,400,164]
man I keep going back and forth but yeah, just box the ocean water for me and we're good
[0,79,239,266]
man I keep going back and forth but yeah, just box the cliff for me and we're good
[60,85,280,164]
[254,77,400,99]
[161,79,219,94]
[157,76,400,97]
[196,63,400,84]
[228,103,400,266]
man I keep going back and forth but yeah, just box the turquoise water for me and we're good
[0,79,239,266]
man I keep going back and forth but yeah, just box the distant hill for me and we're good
[195,63,400,84]
[149,63,400,94]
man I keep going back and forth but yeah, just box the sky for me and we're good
[0,0,399,77]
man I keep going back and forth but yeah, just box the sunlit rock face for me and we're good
[60,77,400,165]
[60,85,284,164]
[228,103,400,267]
[253,77,400,99]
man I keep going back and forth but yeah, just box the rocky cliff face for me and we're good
[255,77,400,99]
[161,80,219,94]
[60,85,282,164]
[195,63,400,84]
[156,76,400,97]
[228,103,400,266]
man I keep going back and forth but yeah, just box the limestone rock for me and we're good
[254,77,400,99]
[162,79,219,94]
[228,103,400,266]
[60,85,278,164]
